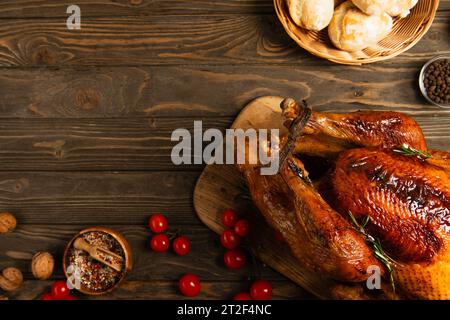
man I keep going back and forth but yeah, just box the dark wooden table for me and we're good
[0,0,448,300]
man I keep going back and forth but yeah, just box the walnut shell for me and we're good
[0,212,16,233]
[31,252,54,280]
[0,267,23,291]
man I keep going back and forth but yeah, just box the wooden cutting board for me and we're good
[193,96,336,299]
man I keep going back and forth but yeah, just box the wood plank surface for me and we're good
[0,223,313,299]
[8,280,310,300]
[0,171,200,225]
[0,225,296,282]
[0,64,449,119]
[0,0,448,301]
[0,116,447,172]
[0,0,277,17]
[0,0,446,18]
[0,13,446,67]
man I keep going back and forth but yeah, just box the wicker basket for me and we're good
[274,0,439,65]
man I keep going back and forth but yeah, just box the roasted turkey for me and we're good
[237,98,450,300]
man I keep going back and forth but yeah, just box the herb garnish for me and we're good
[393,143,432,160]
[348,211,395,292]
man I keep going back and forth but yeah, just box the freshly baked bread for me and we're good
[352,0,418,17]
[328,1,393,52]
[350,0,394,15]
[335,0,346,6]
[387,0,418,17]
[287,0,334,31]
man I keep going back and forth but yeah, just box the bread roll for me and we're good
[387,0,418,17]
[328,1,393,52]
[350,0,394,15]
[287,0,334,31]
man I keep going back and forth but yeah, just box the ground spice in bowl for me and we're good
[420,56,450,107]
[67,231,126,293]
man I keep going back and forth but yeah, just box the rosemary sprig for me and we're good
[348,211,395,292]
[393,143,432,160]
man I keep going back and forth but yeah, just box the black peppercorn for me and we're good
[423,58,449,105]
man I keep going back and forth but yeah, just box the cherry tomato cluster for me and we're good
[221,209,273,300]
[148,214,201,297]
[233,280,273,301]
[148,214,191,256]
[220,209,251,269]
[41,281,77,300]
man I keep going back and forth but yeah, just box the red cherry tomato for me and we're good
[173,236,191,256]
[51,281,70,300]
[179,274,201,297]
[41,292,53,300]
[150,234,170,252]
[220,230,241,249]
[221,209,238,228]
[234,219,250,237]
[224,248,246,269]
[233,292,252,300]
[148,214,168,233]
[66,295,78,300]
[250,280,272,300]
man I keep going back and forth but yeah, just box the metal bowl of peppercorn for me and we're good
[63,227,133,296]
[419,55,450,108]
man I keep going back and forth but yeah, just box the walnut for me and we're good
[0,212,16,233]
[0,267,23,291]
[31,252,54,280]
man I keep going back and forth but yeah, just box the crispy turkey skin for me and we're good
[332,147,450,299]
[238,97,450,299]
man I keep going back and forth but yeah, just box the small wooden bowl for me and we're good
[274,0,439,65]
[63,227,133,296]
